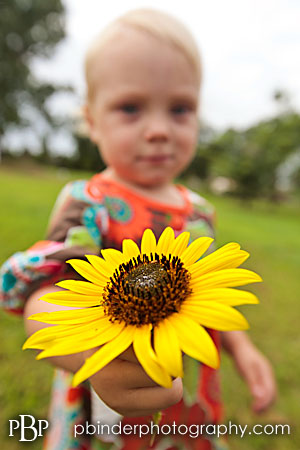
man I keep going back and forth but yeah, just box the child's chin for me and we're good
[138,174,171,188]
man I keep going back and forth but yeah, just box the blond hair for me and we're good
[85,8,202,102]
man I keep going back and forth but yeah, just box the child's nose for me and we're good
[144,114,170,142]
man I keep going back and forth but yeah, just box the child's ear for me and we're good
[82,104,99,144]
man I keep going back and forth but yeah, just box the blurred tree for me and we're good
[208,112,300,200]
[273,89,292,113]
[181,123,219,181]
[48,134,106,172]
[0,0,68,157]
[182,96,300,201]
[71,134,106,172]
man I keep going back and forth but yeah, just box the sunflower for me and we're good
[23,227,261,388]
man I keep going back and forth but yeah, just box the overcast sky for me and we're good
[32,0,300,131]
[8,0,298,154]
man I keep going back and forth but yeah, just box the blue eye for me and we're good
[171,105,189,115]
[121,104,138,114]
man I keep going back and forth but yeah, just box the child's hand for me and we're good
[222,331,277,413]
[85,346,183,417]
[233,342,276,413]
[25,287,182,417]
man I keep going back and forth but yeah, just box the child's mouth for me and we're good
[139,154,173,164]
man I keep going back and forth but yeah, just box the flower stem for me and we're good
[150,410,162,446]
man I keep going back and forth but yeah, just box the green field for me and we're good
[0,163,299,449]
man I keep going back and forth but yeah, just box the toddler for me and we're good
[0,8,276,450]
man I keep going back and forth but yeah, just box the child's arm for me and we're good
[24,286,183,417]
[222,330,277,413]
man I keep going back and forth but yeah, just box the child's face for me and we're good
[86,29,200,188]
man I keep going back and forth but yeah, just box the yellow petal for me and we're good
[66,259,108,285]
[180,237,214,267]
[72,326,135,386]
[56,280,103,295]
[27,306,104,324]
[85,255,115,278]
[169,232,190,257]
[168,313,219,369]
[27,340,54,350]
[101,249,127,268]
[141,228,157,256]
[180,301,249,330]
[23,327,62,349]
[154,319,183,378]
[133,325,172,388]
[190,268,262,289]
[190,243,240,275]
[30,320,109,351]
[122,239,140,260]
[40,290,102,307]
[23,319,105,348]
[156,227,175,255]
[186,288,259,306]
[36,321,125,359]
[208,252,249,271]
[190,246,249,276]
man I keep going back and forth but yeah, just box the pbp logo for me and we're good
[9,415,49,441]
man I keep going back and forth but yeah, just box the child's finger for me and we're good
[246,354,277,413]
[91,357,163,389]
[118,346,140,364]
[251,372,277,413]
[121,378,183,416]
[92,377,183,417]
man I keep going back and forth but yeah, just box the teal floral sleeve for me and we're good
[0,180,108,314]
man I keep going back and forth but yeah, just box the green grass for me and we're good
[204,193,300,450]
[0,163,299,449]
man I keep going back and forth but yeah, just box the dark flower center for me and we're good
[102,253,192,326]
